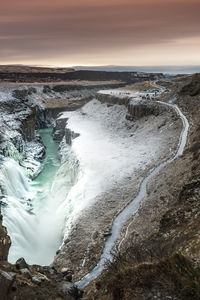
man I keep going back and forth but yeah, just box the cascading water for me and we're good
[0,128,79,265]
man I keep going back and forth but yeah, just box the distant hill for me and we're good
[0,65,74,74]
[0,66,163,83]
[74,65,200,74]
[1,64,200,74]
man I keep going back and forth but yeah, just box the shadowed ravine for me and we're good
[76,100,189,289]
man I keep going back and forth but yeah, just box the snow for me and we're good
[59,98,169,233]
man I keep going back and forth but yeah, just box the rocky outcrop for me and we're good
[52,117,79,145]
[127,101,166,119]
[52,116,68,142]
[12,87,37,101]
[65,128,79,146]
[22,111,36,141]
[0,213,11,262]
[97,93,168,119]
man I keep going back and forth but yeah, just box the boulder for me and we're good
[16,257,28,270]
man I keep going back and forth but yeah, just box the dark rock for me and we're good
[103,228,112,237]
[58,281,79,297]
[12,89,28,101]
[0,214,11,262]
[65,128,80,145]
[16,257,28,270]
[28,87,37,95]
[11,280,17,292]
[22,111,36,141]
[43,85,51,93]
[52,117,68,141]
[61,268,73,282]
[0,271,13,299]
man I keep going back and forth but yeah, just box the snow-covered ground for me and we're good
[58,97,177,239]
[97,88,158,100]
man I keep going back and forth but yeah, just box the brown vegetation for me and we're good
[92,253,200,300]
[180,73,200,96]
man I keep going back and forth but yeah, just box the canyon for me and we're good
[0,68,200,300]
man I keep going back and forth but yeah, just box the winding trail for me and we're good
[76,85,189,289]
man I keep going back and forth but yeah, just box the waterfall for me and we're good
[0,158,32,200]
[0,158,38,263]
[0,129,80,266]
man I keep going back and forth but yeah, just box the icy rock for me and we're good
[0,269,15,281]
[31,275,42,284]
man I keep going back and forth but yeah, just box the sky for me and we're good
[0,0,200,67]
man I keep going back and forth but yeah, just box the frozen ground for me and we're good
[53,93,182,275]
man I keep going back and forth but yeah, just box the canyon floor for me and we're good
[0,70,200,299]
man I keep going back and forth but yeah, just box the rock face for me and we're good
[0,214,11,262]
[97,92,168,119]
[52,117,80,145]
[180,73,200,96]
[65,128,80,146]
[22,111,36,141]
[52,116,69,142]
[0,255,82,299]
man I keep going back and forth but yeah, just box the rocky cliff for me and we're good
[84,74,200,300]
[97,92,168,120]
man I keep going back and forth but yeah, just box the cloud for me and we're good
[0,0,200,65]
